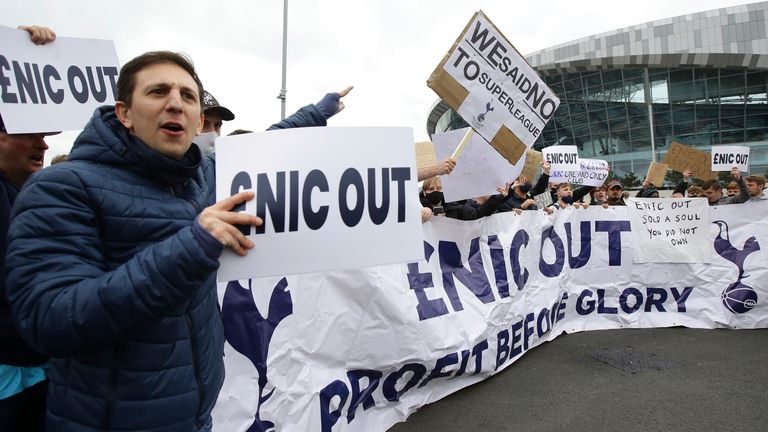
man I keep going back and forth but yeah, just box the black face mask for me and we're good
[519,183,532,194]
[562,196,574,205]
[424,191,444,206]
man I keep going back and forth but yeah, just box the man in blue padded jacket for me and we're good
[5,50,348,432]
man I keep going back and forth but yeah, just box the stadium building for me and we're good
[427,2,768,180]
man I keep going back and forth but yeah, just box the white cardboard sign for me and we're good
[542,145,580,179]
[626,197,711,263]
[0,25,119,133]
[432,127,523,202]
[711,145,750,172]
[442,13,560,150]
[549,158,609,187]
[215,127,423,280]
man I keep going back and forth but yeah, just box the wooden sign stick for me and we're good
[451,128,475,160]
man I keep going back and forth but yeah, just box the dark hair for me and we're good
[745,174,766,187]
[228,129,254,136]
[117,51,204,109]
[701,179,722,191]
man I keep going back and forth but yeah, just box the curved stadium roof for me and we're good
[428,1,768,136]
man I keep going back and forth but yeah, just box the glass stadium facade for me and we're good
[427,2,768,180]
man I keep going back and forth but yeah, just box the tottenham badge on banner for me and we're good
[427,11,561,165]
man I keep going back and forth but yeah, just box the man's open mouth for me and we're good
[161,122,184,132]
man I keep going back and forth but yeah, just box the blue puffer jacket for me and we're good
[5,104,326,431]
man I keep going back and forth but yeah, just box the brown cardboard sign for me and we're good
[521,149,542,182]
[427,11,559,165]
[662,142,717,180]
[645,162,669,187]
[414,141,437,171]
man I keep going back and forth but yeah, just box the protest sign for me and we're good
[427,11,560,165]
[542,145,580,180]
[533,190,553,209]
[520,149,542,182]
[645,162,669,187]
[414,141,437,171]
[662,141,717,180]
[626,197,711,263]
[711,145,750,172]
[549,157,609,187]
[433,127,522,202]
[214,127,422,280]
[0,25,119,133]
[213,201,768,431]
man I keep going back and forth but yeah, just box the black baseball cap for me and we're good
[202,91,235,121]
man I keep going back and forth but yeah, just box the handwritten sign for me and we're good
[414,141,437,171]
[427,11,560,165]
[432,127,522,202]
[662,142,717,180]
[0,25,119,133]
[533,191,553,210]
[520,149,542,182]
[645,162,668,187]
[542,145,580,180]
[549,158,608,187]
[215,127,423,280]
[711,145,750,172]
[626,197,711,263]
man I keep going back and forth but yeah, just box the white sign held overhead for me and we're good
[215,127,423,280]
[0,25,119,133]
[428,11,561,165]
[542,145,580,178]
[626,197,711,263]
[432,127,523,202]
[711,145,750,172]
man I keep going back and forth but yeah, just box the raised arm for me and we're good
[267,86,353,130]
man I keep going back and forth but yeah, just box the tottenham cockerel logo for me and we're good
[475,100,495,125]
[222,278,293,432]
[713,220,761,314]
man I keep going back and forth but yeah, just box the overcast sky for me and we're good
[1,0,756,164]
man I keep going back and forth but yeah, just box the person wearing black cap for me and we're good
[201,91,235,136]
[0,25,56,432]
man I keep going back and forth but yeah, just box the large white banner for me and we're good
[215,127,423,280]
[213,201,768,432]
[0,25,119,133]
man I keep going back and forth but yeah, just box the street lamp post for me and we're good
[278,0,288,120]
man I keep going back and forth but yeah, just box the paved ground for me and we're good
[388,327,768,432]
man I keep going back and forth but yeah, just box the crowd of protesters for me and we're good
[419,161,766,222]
[2,23,767,432]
